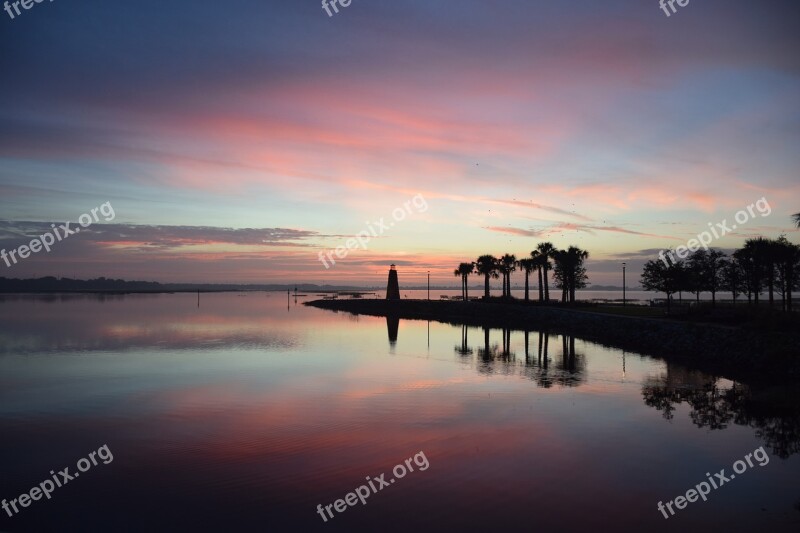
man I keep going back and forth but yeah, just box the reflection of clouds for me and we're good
[0,293,305,354]
[121,374,568,495]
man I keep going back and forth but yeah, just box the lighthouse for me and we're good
[386,264,400,300]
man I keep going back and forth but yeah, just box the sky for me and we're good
[1,0,799,286]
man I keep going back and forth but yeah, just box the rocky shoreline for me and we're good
[305,299,800,383]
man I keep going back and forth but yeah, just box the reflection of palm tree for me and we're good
[475,255,500,299]
[476,326,497,375]
[538,330,549,367]
[554,334,585,386]
[524,330,530,361]
[481,327,491,355]
[454,262,474,301]
[499,328,514,360]
[536,330,552,387]
[454,325,473,356]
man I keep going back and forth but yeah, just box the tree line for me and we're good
[453,242,589,303]
[641,235,800,312]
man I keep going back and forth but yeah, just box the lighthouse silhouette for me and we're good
[386,264,400,300]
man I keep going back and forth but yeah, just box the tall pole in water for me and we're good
[622,262,627,307]
[427,271,430,301]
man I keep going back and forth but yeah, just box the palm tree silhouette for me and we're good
[499,254,517,298]
[454,262,474,301]
[793,212,800,228]
[517,257,537,302]
[552,246,589,302]
[530,249,546,301]
[475,255,500,299]
[536,242,556,302]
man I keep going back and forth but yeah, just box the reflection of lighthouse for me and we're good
[386,264,400,300]
[386,315,399,346]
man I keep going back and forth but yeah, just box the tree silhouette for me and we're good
[641,258,683,313]
[517,257,537,302]
[475,255,500,299]
[530,249,547,301]
[722,256,745,306]
[536,242,557,302]
[742,237,774,306]
[498,254,517,298]
[454,262,474,301]
[774,235,800,312]
[552,246,589,302]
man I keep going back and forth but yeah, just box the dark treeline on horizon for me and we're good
[643,235,800,312]
[0,277,372,293]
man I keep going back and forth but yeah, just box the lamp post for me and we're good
[427,271,430,301]
[622,262,627,307]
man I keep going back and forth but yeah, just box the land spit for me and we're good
[305,299,800,383]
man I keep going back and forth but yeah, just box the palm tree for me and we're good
[536,242,557,302]
[793,212,800,228]
[552,246,589,302]
[453,262,474,301]
[517,258,537,302]
[499,254,517,298]
[475,255,499,299]
[530,250,545,301]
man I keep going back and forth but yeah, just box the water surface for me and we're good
[1,292,798,532]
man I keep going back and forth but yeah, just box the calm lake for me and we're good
[1,292,798,532]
